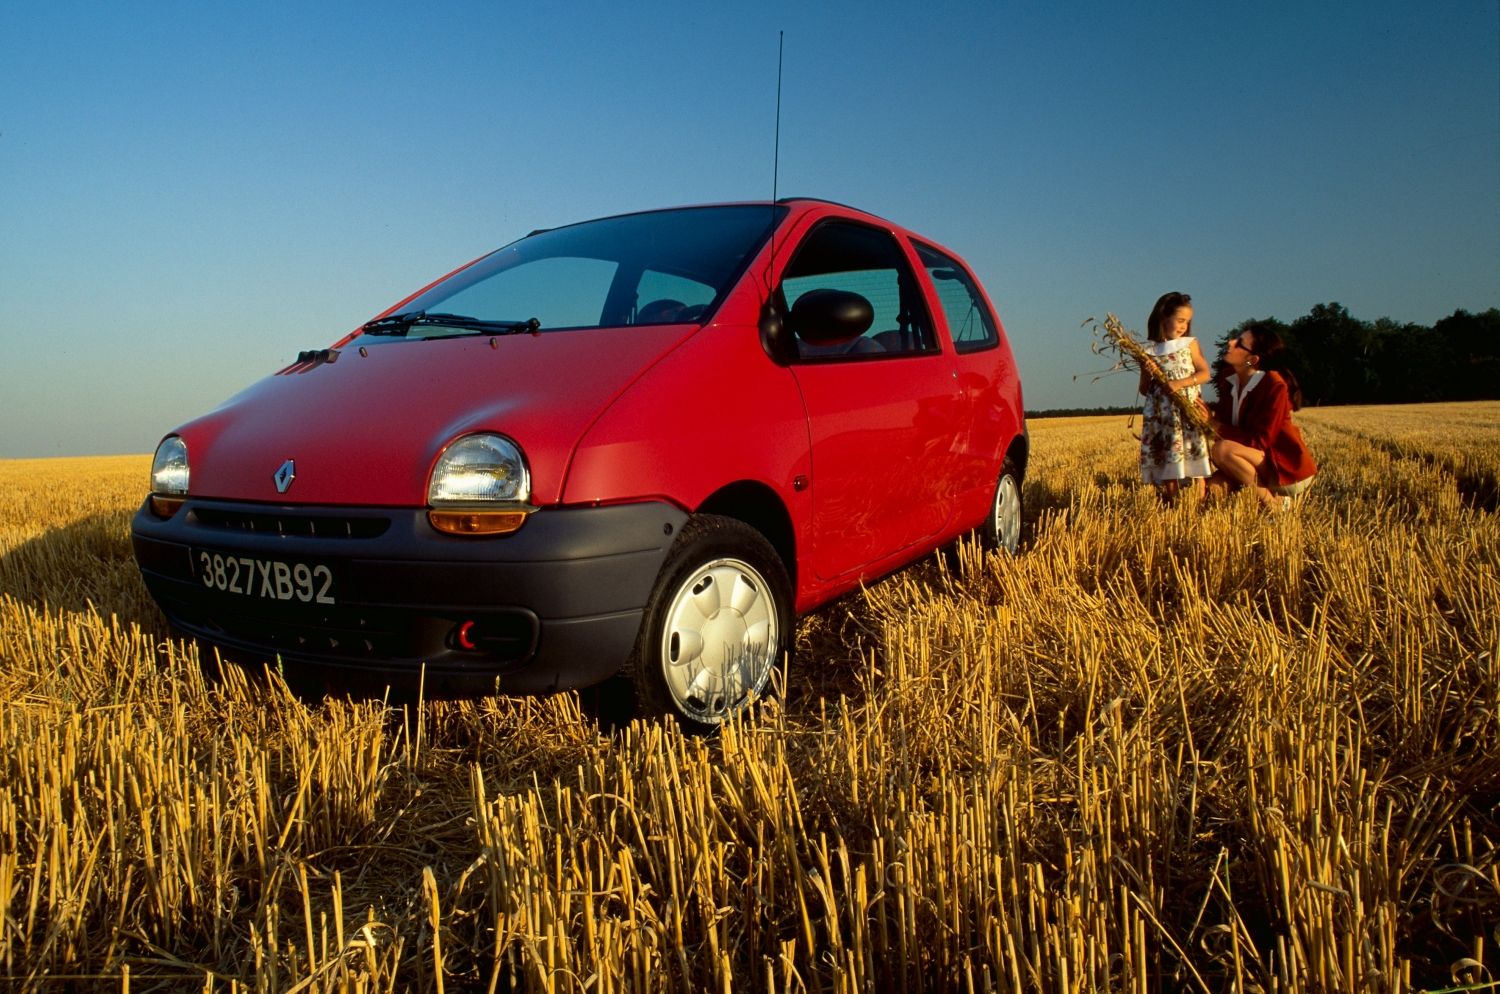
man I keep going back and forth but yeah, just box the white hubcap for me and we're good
[660,558,777,722]
[993,474,1020,553]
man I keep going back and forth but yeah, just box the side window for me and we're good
[913,242,999,353]
[633,269,716,324]
[780,221,936,360]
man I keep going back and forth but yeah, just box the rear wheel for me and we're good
[981,458,1023,554]
[629,514,791,731]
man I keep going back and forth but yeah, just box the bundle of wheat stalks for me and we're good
[1091,313,1218,440]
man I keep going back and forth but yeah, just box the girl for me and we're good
[1139,291,1212,498]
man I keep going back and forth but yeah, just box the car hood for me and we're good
[174,326,696,506]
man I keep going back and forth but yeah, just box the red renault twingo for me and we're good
[132,199,1027,729]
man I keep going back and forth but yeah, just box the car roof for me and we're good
[521,201,781,238]
[524,198,898,239]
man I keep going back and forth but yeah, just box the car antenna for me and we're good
[767,30,783,290]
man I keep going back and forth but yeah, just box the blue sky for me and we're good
[2,1,1497,458]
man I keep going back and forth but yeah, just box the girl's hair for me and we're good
[1147,291,1192,342]
[1244,326,1305,410]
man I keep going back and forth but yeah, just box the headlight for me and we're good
[151,436,190,494]
[148,436,190,517]
[429,434,530,503]
[428,434,533,535]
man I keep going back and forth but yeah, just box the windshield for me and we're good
[366,205,786,341]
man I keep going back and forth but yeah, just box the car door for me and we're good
[912,239,1020,522]
[780,220,967,582]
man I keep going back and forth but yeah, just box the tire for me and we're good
[980,458,1023,555]
[628,514,792,730]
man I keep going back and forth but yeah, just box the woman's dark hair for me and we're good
[1146,291,1192,343]
[1244,326,1305,410]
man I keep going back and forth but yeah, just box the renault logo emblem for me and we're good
[274,459,296,494]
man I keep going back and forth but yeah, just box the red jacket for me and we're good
[1214,371,1317,487]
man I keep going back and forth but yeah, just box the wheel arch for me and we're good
[694,481,797,589]
[1004,427,1030,479]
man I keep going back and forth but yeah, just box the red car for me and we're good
[132,199,1027,728]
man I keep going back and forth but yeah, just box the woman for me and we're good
[1209,327,1317,511]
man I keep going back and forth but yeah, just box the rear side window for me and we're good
[913,242,999,354]
[780,221,936,359]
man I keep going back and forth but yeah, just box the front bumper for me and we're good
[131,498,688,696]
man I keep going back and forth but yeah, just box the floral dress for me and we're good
[1139,337,1211,483]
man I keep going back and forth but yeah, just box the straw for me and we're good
[1089,313,1218,441]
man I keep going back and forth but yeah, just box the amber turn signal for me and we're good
[149,495,186,518]
[428,509,530,536]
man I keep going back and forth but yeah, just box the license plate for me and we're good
[194,549,336,605]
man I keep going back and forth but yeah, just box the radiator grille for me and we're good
[192,507,391,539]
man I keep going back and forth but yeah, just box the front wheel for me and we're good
[628,515,792,731]
[981,458,1023,555]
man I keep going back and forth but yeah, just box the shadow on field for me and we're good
[0,511,163,629]
[0,509,950,729]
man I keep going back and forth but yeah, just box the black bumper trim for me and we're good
[132,498,688,695]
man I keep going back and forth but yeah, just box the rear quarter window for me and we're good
[913,242,999,354]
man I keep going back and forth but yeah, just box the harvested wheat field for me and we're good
[1,402,1496,992]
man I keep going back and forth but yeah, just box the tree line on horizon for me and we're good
[1034,303,1500,417]
[1218,303,1500,407]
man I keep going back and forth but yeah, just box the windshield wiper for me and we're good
[361,310,423,335]
[361,311,541,336]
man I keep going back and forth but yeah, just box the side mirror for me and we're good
[759,297,793,366]
[787,289,874,346]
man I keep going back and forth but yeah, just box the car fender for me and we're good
[561,318,815,577]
